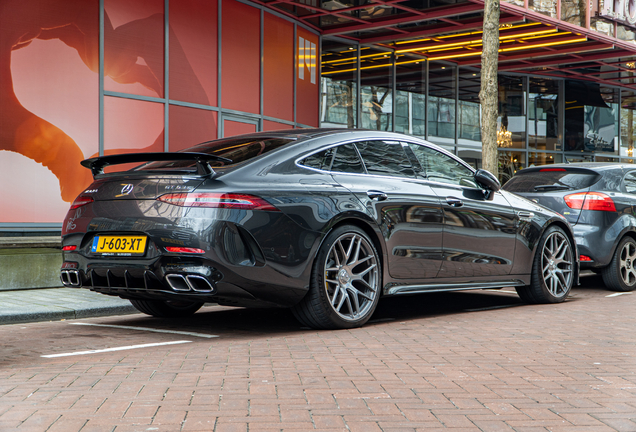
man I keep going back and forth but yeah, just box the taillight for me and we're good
[62,245,77,251]
[580,255,592,261]
[165,247,205,254]
[564,192,616,212]
[70,196,94,209]
[158,193,279,211]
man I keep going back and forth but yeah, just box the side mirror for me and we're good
[474,169,501,192]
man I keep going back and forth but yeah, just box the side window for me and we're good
[408,143,477,187]
[299,147,335,171]
[624,171,636,194]
[355,141,415,178]
[331,143,365,174]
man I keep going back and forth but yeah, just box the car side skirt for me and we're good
[384,278,528,296]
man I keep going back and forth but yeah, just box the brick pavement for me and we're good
[0,276,635,431]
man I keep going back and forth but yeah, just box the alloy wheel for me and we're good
[619,240,636,287]
[323,232,379,321]
[541,231,573,298]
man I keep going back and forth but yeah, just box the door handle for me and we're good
[446,197,463,207]
[367,190,388,201]
[517,211,535,220]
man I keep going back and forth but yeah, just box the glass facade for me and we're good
[321,38,636,184]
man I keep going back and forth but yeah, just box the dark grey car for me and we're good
[503,163,636,291]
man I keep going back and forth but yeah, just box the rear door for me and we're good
[329,140,445,279]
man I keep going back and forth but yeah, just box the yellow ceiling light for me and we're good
[499,37,587,52]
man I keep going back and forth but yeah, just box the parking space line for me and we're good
[606,292,632,297]
[69,322,218,338]
[41,340,191,358]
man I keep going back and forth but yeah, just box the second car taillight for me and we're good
[564,192,616,212]
[158,192,279,211]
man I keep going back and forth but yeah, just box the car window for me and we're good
[407,143,477,187]
[138,137,295,171]
[624,171,636,194]
[503,168,601,193]
[330,143,365,174]
[299,147,335,171]
[354,141,415,178]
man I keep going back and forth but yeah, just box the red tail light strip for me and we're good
[70,196,94,209]
[564,192,616,212]
[158,193,279,211]
[165,247,206,254]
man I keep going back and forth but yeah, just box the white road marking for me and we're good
[606,292,632,297]
[41,340,191,358]
[69,322,218,338]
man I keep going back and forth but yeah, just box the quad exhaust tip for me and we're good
[60,270,81,287]
[165,274,215,293]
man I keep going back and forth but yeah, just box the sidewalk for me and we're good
[0,287,137,325]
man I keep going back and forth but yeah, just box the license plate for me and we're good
[91,235,147,256]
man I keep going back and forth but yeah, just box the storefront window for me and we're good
[458,67,481,146]
[561,0,586,26]
[596,156,619,162]
[564,153,594,163]
[321,41,358,128]
[360,49,393,131]
[428,62,456,146]
[621,89,636,158]
[565,82,618,154]
[498,151,525,185]
[498,75,526,149]
[395,56,426,137]
[618,25,636,43]
[529,152,562,166]
[529,78,560,151]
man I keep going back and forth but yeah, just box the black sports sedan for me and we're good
[503,163,636,292]
[61,129,578,329]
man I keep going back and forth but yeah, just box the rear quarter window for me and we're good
[503,169,600,193]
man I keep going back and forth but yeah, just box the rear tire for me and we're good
[516,225,574,303]
[292,225,381,330]
[601,236,636,292]
[130,299,204,317]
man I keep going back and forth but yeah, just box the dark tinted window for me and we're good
[300,147,335,171]
[355,141,415,178]
[138,137,294,171]
[624,171,636,194]
[408,143,477,187]
[331,144,365,174]
[503,169,601,192]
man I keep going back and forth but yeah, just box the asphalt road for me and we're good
[1,274,635,431]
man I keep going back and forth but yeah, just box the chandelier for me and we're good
[497,124,512,148]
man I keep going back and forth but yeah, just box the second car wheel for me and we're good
[292,225,381,330]
[516,225,574,304]
[601,236,636,292]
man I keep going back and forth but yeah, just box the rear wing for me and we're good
[81,152,232,177]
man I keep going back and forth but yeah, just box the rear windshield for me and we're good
[136,137,295,172]
[503,169,601,193]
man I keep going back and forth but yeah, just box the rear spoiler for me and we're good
[81,152,232,177]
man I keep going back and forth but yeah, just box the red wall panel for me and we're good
[263,120,293,131]
[104,0,164,98]
[169,106,218,151]
[263,13,294,122]
[170,0,217,106]
[224,119,257,137]
[296,28,319,127]
[221,0,260,114]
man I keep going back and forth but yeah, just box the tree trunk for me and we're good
[479,0,500,178]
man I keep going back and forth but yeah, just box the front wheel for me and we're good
[129,299,204,317]
[601,236,636,292]
[292,225,381,329]
[516,225,574,303]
